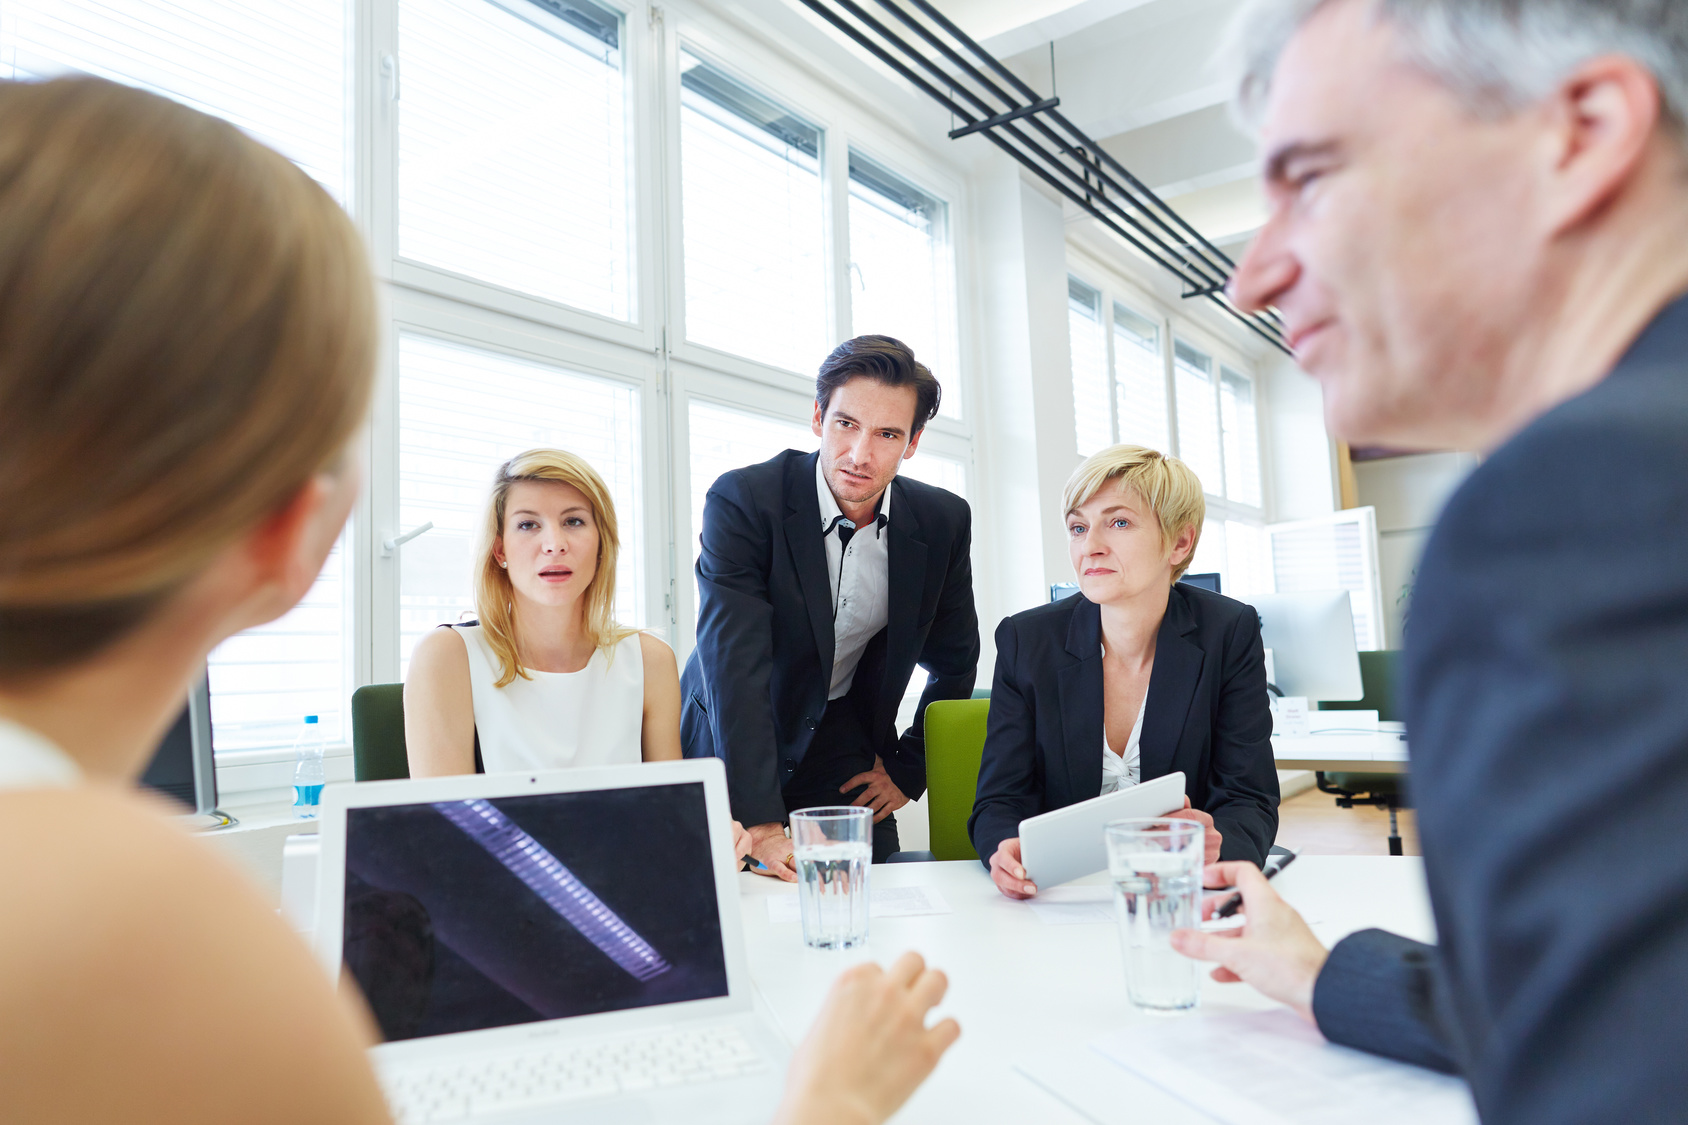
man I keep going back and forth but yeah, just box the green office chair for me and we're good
[922,697,991,862]
[1316,650,1409,855]
[351,682,410,781]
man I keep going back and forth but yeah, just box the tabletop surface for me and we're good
[736,856,1437,1124]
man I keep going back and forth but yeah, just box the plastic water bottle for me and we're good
[292,714,325,819]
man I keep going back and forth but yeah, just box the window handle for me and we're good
[382,521,433,557]
[381,53,400,102]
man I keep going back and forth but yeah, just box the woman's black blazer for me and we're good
[968,583,1280,867]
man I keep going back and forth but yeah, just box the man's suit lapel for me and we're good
[1141,588,1203,782]
[885,478,927,694]
[1058,598,1106,799]
[784,452,835,687]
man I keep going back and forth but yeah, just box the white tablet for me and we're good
[1018,772,1188,889]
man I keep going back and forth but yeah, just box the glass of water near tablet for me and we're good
[1105,818,1204,1012]
[789,806,872,949]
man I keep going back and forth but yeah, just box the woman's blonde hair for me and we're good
[473,449,638,688]
[0,78,376,675]
[1063,445,1206,581]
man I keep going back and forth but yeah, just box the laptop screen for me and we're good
[341,781,730,1043]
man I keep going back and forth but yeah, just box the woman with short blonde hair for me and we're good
[970,444,1280,899]
[404,447,676,775]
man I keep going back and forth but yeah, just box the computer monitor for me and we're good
[1180,572,1222,593]
[139,668,229,824]
[1249,592,1364,702]
[1050,582,1081,602]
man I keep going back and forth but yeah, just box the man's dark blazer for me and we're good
[1309,295,1688,1123]
[680,449,979,827]
[968,583,1279,868]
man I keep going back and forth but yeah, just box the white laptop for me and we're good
[314,759,788,1125]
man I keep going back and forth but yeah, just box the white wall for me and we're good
[1353,452,1478,644]
[1261,352,1339,523]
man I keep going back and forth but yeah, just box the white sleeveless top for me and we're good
[0,715,81,791]
[453,624,647,774]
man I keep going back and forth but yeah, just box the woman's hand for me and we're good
[1169,861,1328,1022]
[773,952,960,1125]
[730,820,753,862]
[1166,796,1222,864]
[988,837,1037,899]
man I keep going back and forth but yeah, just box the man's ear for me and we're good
[903,426,924,459]
[1541,54,1662,236]
[811,399,825,439]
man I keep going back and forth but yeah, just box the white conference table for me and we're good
[738,856,1437,1124]
[1273,732,1410,774]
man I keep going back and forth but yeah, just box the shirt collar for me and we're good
[815,455,890,533]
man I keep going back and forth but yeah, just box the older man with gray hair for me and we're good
[1169,0,1688,1120]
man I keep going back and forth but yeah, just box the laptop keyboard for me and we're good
[381,1024,771,1123]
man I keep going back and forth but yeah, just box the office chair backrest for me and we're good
[923,698,990,861]
[1317,650,1403,722]
[351,682,410,781]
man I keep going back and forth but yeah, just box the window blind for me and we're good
[1068,276,1112,458]
[398,333,644,675]
[1113,302,1168,454]
[1220,365,1263,507]
[0,0,350,201]
[398,0,631,318]
[1173,338,1223,496]
[848,150,959,417]
[680,53,826,374]
[1267,508,1386,651]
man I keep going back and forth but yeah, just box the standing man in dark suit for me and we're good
[1168,1,1688,1122]
[681,336,978,872]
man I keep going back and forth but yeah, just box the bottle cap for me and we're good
[305,715,319,724]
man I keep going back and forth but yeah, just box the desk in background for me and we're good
[1273,732,1409,774]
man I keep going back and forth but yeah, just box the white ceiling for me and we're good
[935,0,1266,252]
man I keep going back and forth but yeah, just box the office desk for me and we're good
[737,856,1435,1124]
[1273,732,1410,774]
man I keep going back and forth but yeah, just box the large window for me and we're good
[1173,339,1224,492]
[398,0,631,318]
[1067,276,1112,458]
[848,150,958,416]
[680,54,826,373]
[397,333,643,675]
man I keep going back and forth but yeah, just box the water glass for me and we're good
[790,806,872,949]
[1105,818,1204,1012]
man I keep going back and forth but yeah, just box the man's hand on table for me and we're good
[773,951,960,1125]
[1166,796,1223,864]
[731,820,754,862]
[1169,860,1329,1022]
[841,757,908,823]
[744,821,798,882]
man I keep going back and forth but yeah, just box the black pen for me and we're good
[1212,849,1298,919]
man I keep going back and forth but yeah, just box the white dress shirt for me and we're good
[0,715,81,791]
[817,457,891,700]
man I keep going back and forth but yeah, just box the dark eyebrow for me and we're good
[833,409,906,439]
[1263,139,1342,186]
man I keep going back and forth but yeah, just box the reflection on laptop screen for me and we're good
[342,782,728,1043]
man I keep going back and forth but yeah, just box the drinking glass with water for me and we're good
[789,806,872,949]
[1105,818,1204,1012]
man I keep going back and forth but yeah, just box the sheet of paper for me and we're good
[1091,1009,1477,1125]
[763,884,952,924]
[1027,885,1115,926]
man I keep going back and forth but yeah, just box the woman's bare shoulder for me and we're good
[0,786,390,1125]
[410,623,470,673]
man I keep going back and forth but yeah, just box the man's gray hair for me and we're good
[1224,0,1688,131]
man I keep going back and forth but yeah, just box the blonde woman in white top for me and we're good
[405,449,681,775]
[0,77,953,1125]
